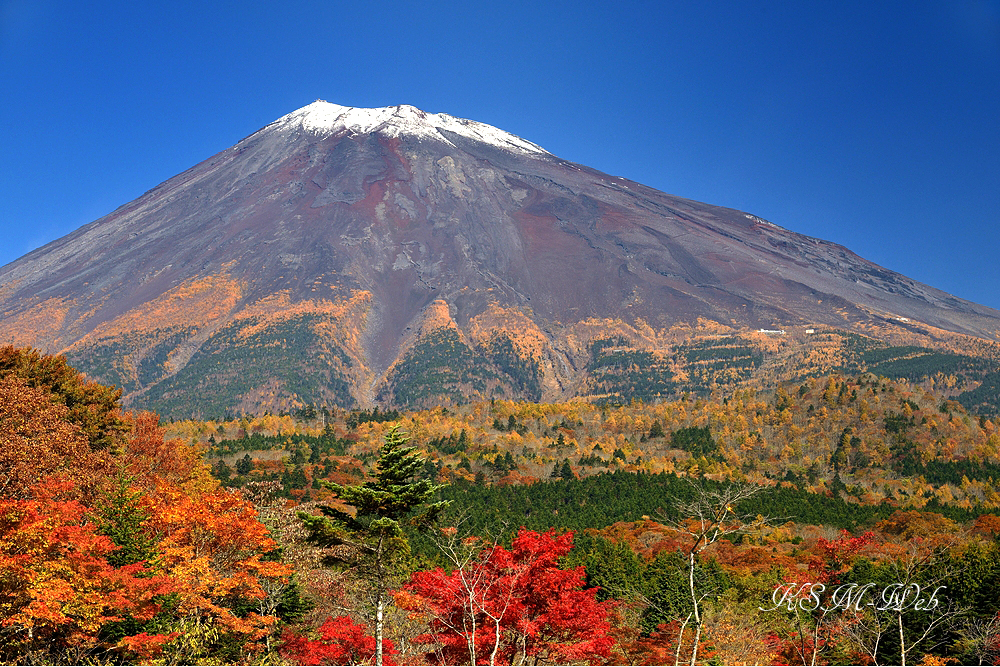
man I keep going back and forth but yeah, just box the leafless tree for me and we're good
[840,605,893,666]
[839,536,966,667]
[657,480,773,666]
[783,604,838,666]
[410,519,530,667]
[958,613,1000,666]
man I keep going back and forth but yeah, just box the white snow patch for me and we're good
[271,101,550,156]
[745,213,782,228]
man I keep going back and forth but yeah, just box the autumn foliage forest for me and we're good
[3,343,1000,665]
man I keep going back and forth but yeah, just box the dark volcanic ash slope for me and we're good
[1,101,998,415]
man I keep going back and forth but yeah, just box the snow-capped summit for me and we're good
[273,100,549,155]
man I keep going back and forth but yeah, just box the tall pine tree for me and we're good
[298,425,447,665]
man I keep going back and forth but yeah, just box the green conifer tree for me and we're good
[95,471,156,567]
[236,453,253,475]
[297,425,448,666]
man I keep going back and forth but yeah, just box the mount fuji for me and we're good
[2,101,998,416]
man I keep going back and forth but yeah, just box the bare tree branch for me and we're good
[656,480,774,665]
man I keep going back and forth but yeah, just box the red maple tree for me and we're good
[400,528,614,665]
[279,615,397,665]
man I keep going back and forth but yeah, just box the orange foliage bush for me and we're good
[0,479,174,657]
[0,348,292,662]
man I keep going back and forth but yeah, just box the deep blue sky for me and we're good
[2,1,998,308]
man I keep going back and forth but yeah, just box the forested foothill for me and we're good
[3,344,1000,664]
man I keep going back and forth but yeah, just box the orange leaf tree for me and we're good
[0,345,126,451]
[141,481,293,646]
[0,479,173,663]
[0,374,109,500]
[0,347,296,664]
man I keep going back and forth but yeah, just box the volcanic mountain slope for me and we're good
[2,101,1000,416]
